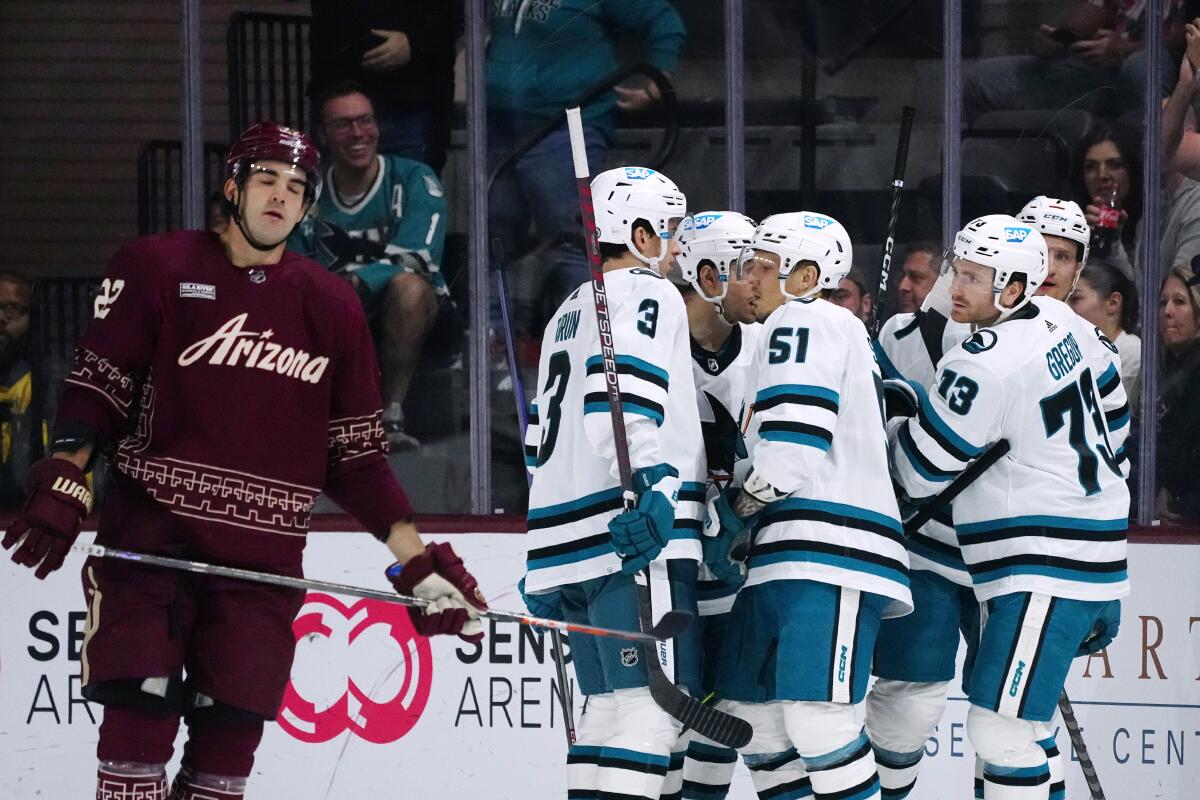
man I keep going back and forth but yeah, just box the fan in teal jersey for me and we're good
[289,83,449,449]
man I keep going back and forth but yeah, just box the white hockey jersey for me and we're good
[691,322,761,615]
[875,309,973,586]
[744,297,912,617]
[524,268,705,592]
[891,297,1131,603]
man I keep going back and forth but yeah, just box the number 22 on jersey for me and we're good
[94,278,126,319]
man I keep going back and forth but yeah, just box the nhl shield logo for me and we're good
[249,269,267,284]
[620,647,639,667]
[707,357,720,373]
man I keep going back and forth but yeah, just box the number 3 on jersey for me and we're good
[637,299,659,338]
[94,278,125,319]
[536,351,571,466]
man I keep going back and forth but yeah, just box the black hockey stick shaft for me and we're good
[495,236,574,741]
[1058,690,1106,800]
[903,439,1010,536]
[868,105,916,340]
[551,629,577,745]
[566,107,751,749]
[73,542,688,643]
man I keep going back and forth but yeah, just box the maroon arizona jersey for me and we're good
[57,230,412,572]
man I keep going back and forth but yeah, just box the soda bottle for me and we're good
[1092,185,1121,258]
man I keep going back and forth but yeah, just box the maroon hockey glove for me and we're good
[2,458,91,579]
[386,542,488,643]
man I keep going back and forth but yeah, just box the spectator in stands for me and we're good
[289,83,449,450]
[309,1,462,173]
[964,0,1183,125]
[0,271,37,510]
[1085,32,1200,286]
[1155,263,1200,524]
[487,0,686,324]
[897,240,941,313]
[1074,123,1143,278]
[830,266,872,323]
[1069,261,1142,409]
[206,190,230,236]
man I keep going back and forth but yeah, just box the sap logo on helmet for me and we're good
[1005,227,1032,243]
[693,213,722,229]
[802,214,833,230]
[623,167,654,181]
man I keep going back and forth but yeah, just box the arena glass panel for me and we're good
[484,0,726,515]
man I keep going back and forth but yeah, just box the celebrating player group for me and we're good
[521,158,1128,800]
[0,119,1128,800]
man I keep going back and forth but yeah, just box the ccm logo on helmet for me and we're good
[1044,214,1069,223]
[1004,227,1032,243]
[178,313,330,384]
[52,477,92,506]
[802,214,833,230]
[623,167,654,180]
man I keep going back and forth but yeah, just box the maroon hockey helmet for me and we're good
[226,121,322,203]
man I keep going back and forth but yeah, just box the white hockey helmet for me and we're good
[740,211,853,299]
[591,166,687,268]
[675,211,757,304]
[951,214,1048,319]
[1017,195,1090,269]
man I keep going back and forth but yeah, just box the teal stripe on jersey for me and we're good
[760,428,832,450]
[908,532,969,572]
[586,353,670,387]
[1097,362,1119,395]
[527,540,615,570]
[768,497,903,534]
[528,485,624,523]
[750,547,909,585]
[1107,409,1130,431]
[957,516,1127,535]
[871,340,902,380]
[583,398,665,425]
[755,383,841,406]
[898,422,956,483]
[971,563,1128,585]
[909,381,985,459]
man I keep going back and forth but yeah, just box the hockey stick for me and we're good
[902,452,1107,798]
[492,236,577,743]
[72,542,691,644]
[566,107,752,749]
[867,105,916,340]
[1058,690,1106,800]
[902,439,1010,536]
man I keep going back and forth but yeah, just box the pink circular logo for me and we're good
[278,593,433,744]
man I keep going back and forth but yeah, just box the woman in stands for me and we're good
[1069,261,1142,409]
[1156,263,1200,525]
[1074,123,1143,275]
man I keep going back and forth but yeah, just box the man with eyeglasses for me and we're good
[290,82,450,450]
[309,0,462,173]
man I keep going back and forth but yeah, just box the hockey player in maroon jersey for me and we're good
[1,122,487,800]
